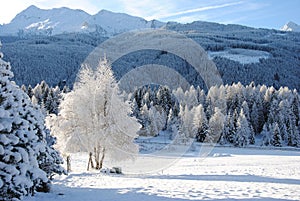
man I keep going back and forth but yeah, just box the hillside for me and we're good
[0,6,299,91]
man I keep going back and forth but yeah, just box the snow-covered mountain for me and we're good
[280,21,300,32]
[0,5,90,36]
[0,5,165,36]
[0,6,299,91]
[85,10,164,35]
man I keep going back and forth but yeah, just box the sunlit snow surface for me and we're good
[23,145,300,201]
[208,48,270,64]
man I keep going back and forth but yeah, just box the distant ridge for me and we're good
[0,5,165,36]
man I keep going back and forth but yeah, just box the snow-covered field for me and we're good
[208,48,270,64]
[24,145,300,201]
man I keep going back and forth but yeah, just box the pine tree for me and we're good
[157,86,172,114]
[27,85,33,99]
[242,101,250,121]
[271,123,282,147]
[250,102,259,134]
[148,106,159,136]
[291,90,300,126]
[139,103,151,136]
[192,104,209,142]
[235,109,250,147]
[261,124,272,146]
[223,113,235,144]
[0,47,64,200]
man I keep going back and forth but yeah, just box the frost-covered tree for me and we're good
[235,109,250,147]
[192,104,209,142]
[241,101,250,121]
[156,86,172,115]
[261,124,272,146]
[166,108,180,132]
[0,47,64,200]
[179,105,194,139]
[271,123,282,147]
[45,86,61,115]
[138,103,151,136]
[223,113,235,144]
[207,85,226,114]
[148,105,163,136]
[207,107,225,144]
[48,60,140,170]
[250,102,259,134]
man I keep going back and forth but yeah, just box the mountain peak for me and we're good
[25,5,39,11]
[0,5,165,36]
[281,21,300,32]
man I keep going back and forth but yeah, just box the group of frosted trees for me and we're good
[20,71,300,152]
[0,44,65,200]
[21,81,69,115]
[25,77,299,148]
[131,82,300,147]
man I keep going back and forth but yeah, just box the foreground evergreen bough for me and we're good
[0,42,65,200]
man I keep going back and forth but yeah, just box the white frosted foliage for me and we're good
[47,59,140,167]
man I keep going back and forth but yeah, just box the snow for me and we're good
[281,21,300,32]
[208,48,270,64]
[23,145,300,201]
[0,6,165,36]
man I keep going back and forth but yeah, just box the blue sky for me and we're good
[0,0,299,29]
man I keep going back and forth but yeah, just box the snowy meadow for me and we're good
[24,145,300,201]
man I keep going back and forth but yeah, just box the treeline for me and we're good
[130,82,300,147]
[21,81,69,115]
[23,80,300,148]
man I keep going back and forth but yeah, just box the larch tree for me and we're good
[179,104,194,139]
[207,107,225,144]
[47,59,140,170]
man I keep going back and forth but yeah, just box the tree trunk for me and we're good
[87,152,94,171]
[94,147,101,170]
[67,155,71,172]
[99,148,106,170]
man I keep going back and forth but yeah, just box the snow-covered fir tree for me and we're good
[0,45,64,200]
[235,109,250,147]
[271,123,282,147]
[223,112,235,144]
[192,104,209,142]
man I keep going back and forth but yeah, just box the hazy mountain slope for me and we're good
[1,34,107,87]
